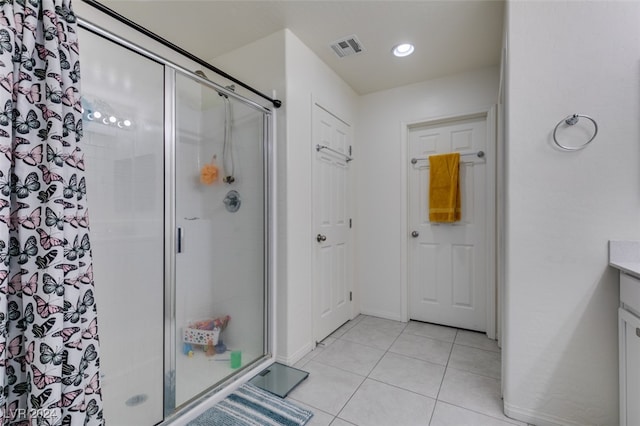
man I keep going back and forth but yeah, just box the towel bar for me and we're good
[411,150,484,164]
[316,144,353,162]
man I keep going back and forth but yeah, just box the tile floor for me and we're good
[287,315,527,426]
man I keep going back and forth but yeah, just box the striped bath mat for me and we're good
[187,383,314,426]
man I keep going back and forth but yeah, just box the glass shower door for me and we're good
[80,29,165,425]
[173,72,267,407]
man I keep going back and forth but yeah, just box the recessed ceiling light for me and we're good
[393,43,415,57]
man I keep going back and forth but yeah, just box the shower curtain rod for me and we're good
[81,0,282,109]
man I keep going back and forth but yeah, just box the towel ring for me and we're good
[553,114,598,151]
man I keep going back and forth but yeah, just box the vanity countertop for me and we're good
[609,240,640,279]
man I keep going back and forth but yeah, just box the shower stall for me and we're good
[78,22,273,425]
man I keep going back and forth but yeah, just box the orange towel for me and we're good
[429,153,461,222]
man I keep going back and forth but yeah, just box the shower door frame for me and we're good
[78,17,276,424]
[166,68,273,413]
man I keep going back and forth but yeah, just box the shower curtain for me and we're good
[0,1,103,424]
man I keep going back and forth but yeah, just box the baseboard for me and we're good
[275,341,314,366]
[503,401,586,426]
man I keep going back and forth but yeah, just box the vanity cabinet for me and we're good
[619,272,640,426]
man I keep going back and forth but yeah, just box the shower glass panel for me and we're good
[80,30,165,425]
[174,72,267,406]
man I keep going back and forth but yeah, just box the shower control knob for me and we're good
[316,234,327,243]
[411,231,419,238]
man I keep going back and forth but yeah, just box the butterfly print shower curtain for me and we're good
[0,1,103,424]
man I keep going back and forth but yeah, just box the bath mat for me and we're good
[187,383,314,426]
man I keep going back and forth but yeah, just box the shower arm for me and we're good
[82,0,283,109]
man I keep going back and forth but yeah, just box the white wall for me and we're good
[356,68,499,320]
[281,30,358,363]
[211,31,287,109]
[503,2,640,425]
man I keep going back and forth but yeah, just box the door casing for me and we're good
[400,106,497,339]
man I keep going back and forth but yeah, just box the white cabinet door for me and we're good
[620,307,640,426]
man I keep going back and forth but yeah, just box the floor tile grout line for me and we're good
[338,336,398,352]
[341,318,447,426]
[385,320,409,349]
[385,347,449,368]
[330,416,357,426]
[402,331,457,345]
[331,318,409,426]
[429,329,458,425]
[362,319,410,379]
[405,320,459,340]
[329,323,375,425]
[382,348,451,369]
[321,335,388,354]
[306,357,371,379]
[333,370,367,424]
[447,342,502,380]
[395,329,460,355]
[329,315,365,340]
[366,376,439,401]
[290,318,368,424]
[402,328,458,345]
[443,364,502,381]
[453,341,501,353]
[313,318,503,426]
[434,400,523,426]
[287,396,336,421]
[337,318,409,352]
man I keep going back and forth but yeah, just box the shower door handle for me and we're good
[177,227,183,253]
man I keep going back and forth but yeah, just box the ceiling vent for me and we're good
[330,35,365,58]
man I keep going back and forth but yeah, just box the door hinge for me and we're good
[349,145,352,156]
[349,218,352,228]
[349,291,352,302]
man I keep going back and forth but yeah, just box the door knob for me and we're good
[411,231,419,238]
[316,234,327,243]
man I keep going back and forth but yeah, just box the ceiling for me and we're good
[95,0,505,95]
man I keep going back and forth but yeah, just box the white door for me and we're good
[312,104,352,342]
[408,115,491,332]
